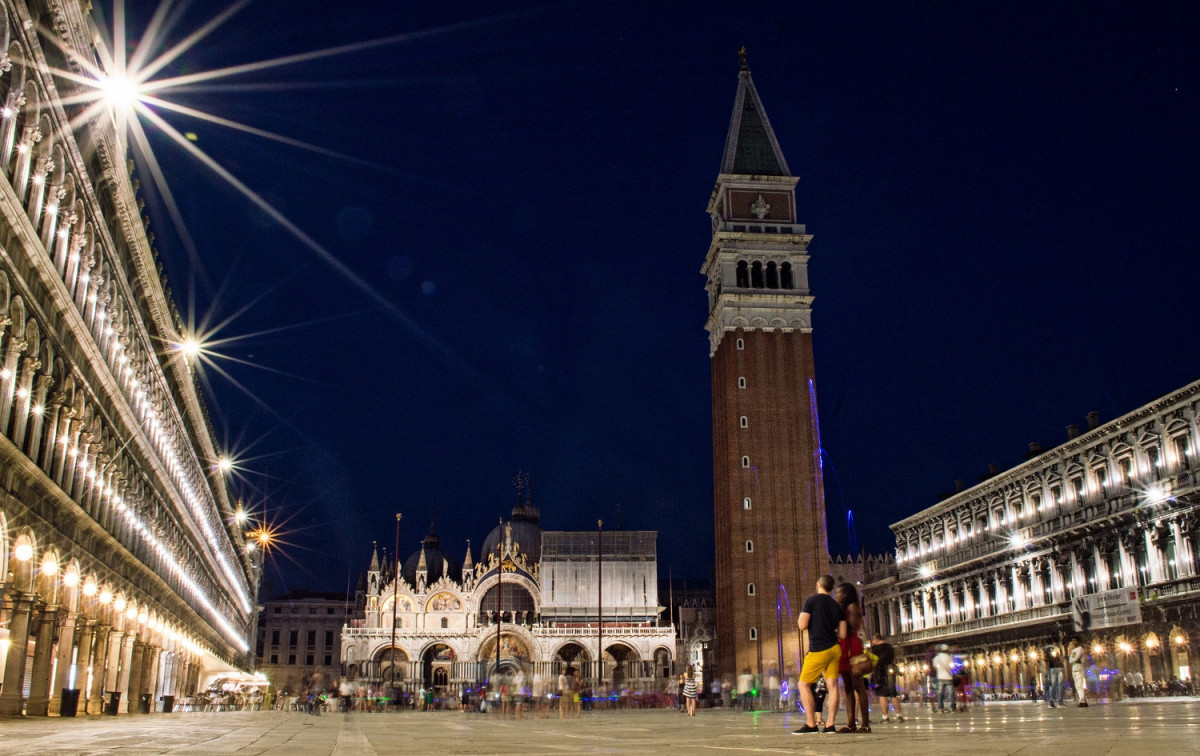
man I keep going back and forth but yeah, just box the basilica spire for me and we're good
[720,49,791,177]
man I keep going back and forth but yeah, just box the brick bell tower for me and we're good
[704,53,830,679]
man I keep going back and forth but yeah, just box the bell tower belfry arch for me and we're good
[703,53,830,678]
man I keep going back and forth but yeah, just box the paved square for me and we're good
[1,700,1196,755]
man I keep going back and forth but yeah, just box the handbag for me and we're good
[850,651,875,676]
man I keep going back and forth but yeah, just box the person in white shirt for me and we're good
[1068,636,1089,707]
[932,645,955,713]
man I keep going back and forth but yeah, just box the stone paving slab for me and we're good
[0,700,1196,755]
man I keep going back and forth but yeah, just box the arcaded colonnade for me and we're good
[862,381,1200,691]
[0,1,258,715]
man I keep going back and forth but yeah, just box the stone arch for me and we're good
[35,544,60,598]
[602,641,641,686]
[0,270,9,312]
[10,527,36,591]
[8,293,24,332]
[0,508,8,582]
[550,640,591,664]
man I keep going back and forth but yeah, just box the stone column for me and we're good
[86,625,111,714]
[0,592,36,715]
[142,645,160,711]
[104,630,125,695]
[26,604,59,715]
[115,632,135,714]
[47,609,78,715]
[126,642,146,713]
[74,620,96,710]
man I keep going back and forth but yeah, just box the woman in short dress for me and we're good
[682,665,699,716]
[836,582,871,733]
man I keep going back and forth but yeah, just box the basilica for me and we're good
[339,491,676,697]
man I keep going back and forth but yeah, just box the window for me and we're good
[749,627,758,641]
[273,607,282,614]
[745,540,754,553]
[307,630,316,647]
[736,338,744,350]
[288,654,296,665]
[747,583,756,596]
[324,655,333,666]
[289,630,297,646]
[271,630,280,645]
[743,497,752,510]
[738,377,746,389]
[270,654,278,664]
[740,416,748,428]
[741,456,750,468]
[306,654,314,666]
[327,607,336,615]
[780,262,794,289]
[325,631,334,648]
[736,261,749,287]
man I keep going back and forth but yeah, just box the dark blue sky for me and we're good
[111,1,1200,595]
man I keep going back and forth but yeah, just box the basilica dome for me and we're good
[402,528,461,586]
[480,493,542,564]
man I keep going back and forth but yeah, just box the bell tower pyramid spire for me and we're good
[703,52,830,680]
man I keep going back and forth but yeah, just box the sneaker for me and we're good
[792,725,819,734]
[1078,702,1089,708]
[897,715,906,722]
[859,725,871,733]
[837,725,856,733]
[823,726,838,733]
[881,716,891,723]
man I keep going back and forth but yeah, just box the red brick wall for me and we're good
[711,328,830,678]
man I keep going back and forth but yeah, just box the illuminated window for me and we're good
[738,377,746,389]
[747,583,756,596]
[743,497,752,510]
[742,456,750,468]
[740,416,748,428]
[746,540,754,553]
[749,627,758,640]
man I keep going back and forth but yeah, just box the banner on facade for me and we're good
[1072,588,1141,632]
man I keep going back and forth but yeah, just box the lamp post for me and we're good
[597,519,603,694]
[496,518,503,686]
[390,513,401,690]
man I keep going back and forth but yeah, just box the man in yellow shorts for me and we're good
[793,575,847,734]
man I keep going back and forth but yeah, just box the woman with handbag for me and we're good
[835,582,872,733]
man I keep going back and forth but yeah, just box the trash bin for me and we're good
[60,689,82,717]
[138,693,152,713]
[161,695,175,713]
[105,692,122,715]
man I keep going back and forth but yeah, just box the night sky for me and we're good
[108,1,1200,596]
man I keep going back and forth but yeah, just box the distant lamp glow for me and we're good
[1009,532,1029,549]
[1092,643,1103,655]
[1145,636,1159,649]
[96,72,144,111]
[1118,641,1133,654]
[62,570,79,588]
[99,589,113,605]
[217,457,234,473]
[1175,635,1186,646]
[177,337,202,359]
[114,597,127,612]
[41,555,58,575]
[126,606,137,620]
[234,509,249,524]
[14,542,33,562]
[83,580,98,597]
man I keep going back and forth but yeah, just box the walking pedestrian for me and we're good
[870,632,905,722]
[1044,642,1065,709]
[682,665,699,716]
[792,575,846,735]
[932,645,955,713]
[1069,636,1089,707]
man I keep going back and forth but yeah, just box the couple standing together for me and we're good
[793,574,867,734]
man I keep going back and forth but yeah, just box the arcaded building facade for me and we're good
[863,381,1199,693]
[341,496,675,695]
[705,58,830,679]
[0,0,258,715]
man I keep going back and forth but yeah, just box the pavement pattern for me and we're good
[0,700,1195,755]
